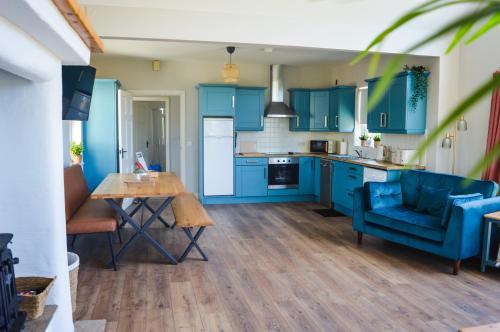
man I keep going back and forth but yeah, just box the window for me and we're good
[354,86,379,147]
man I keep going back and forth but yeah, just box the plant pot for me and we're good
[71,155,82,165]
[360,140,368,147]
[374,141,381,148]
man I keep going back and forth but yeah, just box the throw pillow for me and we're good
[415,185,451,218]
[441,193,484,227]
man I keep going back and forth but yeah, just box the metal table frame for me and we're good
[106,196,178,265]
[481,216,500,272]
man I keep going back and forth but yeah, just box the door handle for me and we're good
[232,95,235,108]
[324,115,328,127]
[119,149,127,159]
[380,113,384,127]
[335,115,339,127]
[296,116,300,127]
[261,116,264,127]
[384,113,388,128]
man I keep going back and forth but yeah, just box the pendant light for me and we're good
[222,46,240,83]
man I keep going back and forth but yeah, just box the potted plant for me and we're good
[403,65,429,111]
[70,141,83,164]
[374,135,381,148]
[359,133,369,147]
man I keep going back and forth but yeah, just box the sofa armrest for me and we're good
[364,181,403,210]
[352,187,366,232]
[446,196,500,259]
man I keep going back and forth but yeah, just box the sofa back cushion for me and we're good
[364,181,403,210]
[441,193,484,227]
[414,185,450,217]
[400,170,498,207]
[64,165,90,222]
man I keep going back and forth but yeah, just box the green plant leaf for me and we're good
[351,0,496,64]
[445,21,475,54]
[410,74,500,164]
[467,141,500,179]
[466,12,500,44]
[368,52,381,77]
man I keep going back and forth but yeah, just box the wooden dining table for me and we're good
[91,172,186,265]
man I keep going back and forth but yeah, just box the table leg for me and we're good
[105,197,177,265]
[481,220,492,272]
[141,199,171,228]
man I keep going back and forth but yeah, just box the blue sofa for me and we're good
[353,169,500,274]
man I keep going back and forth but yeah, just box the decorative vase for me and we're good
[374,141,381,148]
[71,155,82,165]
[361,140,368,147]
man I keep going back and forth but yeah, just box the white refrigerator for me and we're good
[203,118,234,196]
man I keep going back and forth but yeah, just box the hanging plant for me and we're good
[403,65,428,111]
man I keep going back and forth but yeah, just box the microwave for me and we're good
[310,140,328,153]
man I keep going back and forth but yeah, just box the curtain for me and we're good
[483,71,500,184]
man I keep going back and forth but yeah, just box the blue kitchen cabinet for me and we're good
[82,79,119,191]
[235,87,266,131]
[198,84,236,116]
[236,165,268,197]
[332,161,364,216]
[310,90,330,131]
[299,157,315,195]
[313,157,321,197]
[289,89,310,131]
[329,86,356,132]
[366,71,429,134]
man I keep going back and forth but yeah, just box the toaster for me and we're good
[393,149,418,166]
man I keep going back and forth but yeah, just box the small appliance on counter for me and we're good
[336,140,348,155]
[392,149,418,166]
[310,140,328,153]
[328,140,336,154]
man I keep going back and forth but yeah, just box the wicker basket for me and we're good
[16,277,55,320]
[68,252,79,314]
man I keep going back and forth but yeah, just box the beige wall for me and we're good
[169,96,181,176]
[90,56,332,191]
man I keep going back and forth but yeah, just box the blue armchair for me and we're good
[353,170,500,274]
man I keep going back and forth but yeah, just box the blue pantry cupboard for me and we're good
[82,79,119,191]
[366,71,429,134]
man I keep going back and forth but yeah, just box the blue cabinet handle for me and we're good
[348,174,357,179]
[347,192,354,197]
[348,167,357,171]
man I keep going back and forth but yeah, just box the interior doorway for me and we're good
[130,95,183,179]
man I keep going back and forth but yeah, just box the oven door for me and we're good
[268,164,299,189]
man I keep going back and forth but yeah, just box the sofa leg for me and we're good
[357,232,363,245]
[107,232,117,271]
[453,260,461,275]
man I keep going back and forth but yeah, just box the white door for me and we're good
[118,90,134,208]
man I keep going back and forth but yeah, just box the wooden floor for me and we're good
[73,201,500,332]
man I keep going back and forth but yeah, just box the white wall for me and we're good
[0,69,73,331]
[169,96,181,176]
[454,27,500,177]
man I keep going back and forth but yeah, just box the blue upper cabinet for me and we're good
[235,87,265,131]
[198,84,236,116]
[366,71,429,134]
[299,157,315,195]
[82,79,119,191]
[310,90,330,131]
[329,86,356,132]
[289,89,310,131]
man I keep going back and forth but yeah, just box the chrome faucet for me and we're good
[354,149,363,158]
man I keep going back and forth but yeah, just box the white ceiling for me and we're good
[96,39,359,65]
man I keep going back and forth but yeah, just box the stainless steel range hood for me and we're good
[264,65,297,118]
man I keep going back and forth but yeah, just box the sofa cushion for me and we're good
[441,193,484,227]
[400,170,498,207]
[415,185,451,217]
[364,181,403,210]
[365,206,445,242]
[66,198,118,235]
[64,165,90,222]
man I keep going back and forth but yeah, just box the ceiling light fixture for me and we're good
[152,60,161,72]
[222,46,240,83]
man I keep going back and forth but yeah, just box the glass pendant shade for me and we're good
[441,134,453,149]
[222,64,240,83]
[457,116,468,131]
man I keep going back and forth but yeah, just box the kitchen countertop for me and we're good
[234,153,425,171]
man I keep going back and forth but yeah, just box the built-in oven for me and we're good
[268,157,299,189]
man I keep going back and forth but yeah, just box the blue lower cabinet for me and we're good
[333,161,364,216]
[299,157,315,195]
[236,165,268,197]
[313,157,321,197]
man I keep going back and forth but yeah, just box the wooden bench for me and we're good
[64,165,121,270]
[171,193,214,262]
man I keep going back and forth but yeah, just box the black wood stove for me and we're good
[0,234,25,332]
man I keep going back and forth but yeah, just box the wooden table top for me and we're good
[484,211,500,221]
[91,172,186,199]
[459,322,500,332]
